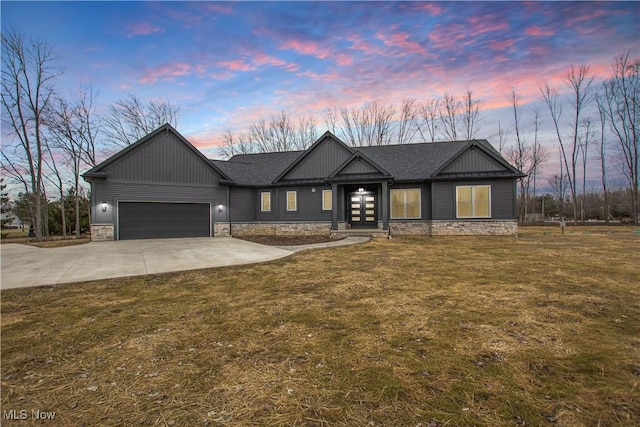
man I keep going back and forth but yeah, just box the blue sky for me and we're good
[2,1,639,165]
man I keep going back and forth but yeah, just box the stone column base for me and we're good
[90,224,114,241]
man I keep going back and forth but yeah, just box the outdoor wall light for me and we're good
[101,202,107,212]
[217,204,224,212]
[358,187,365,193]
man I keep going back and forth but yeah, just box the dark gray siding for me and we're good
[91,181,227,237]
[340,159,380,175]
[442,148,505,174]
[105,132,221,185]
[432,179,517,220]
[230,187,256,222]
[389,183,431,220]
[277,186,333,221]
[283,138,352,179]
[256,189,277,222]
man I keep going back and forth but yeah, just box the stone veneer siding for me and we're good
[230,221,332,236]
[431,220,518,236]
[389,221,431,236]
[214,222,231,237]
[90,224,114,241]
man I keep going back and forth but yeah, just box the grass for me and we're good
[1,227,638,426]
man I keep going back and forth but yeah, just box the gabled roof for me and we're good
[82,123,233,182]
[431,139,525,178]
[328,150,392,181]
[273,131,354,183]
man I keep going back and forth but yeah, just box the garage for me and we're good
[118,202,211,240]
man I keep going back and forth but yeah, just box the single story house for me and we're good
[82,124,525,241]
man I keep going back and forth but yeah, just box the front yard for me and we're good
[1,228,638,426]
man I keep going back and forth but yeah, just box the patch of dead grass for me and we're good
[1,227,638,426]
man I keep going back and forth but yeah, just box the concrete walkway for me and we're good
[0,236,369,290]
[277,236,370,252]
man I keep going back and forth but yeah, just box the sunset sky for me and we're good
[2,1,639,167]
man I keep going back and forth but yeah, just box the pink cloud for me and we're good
[125,21,164,37]
[566,9,607,26]
[415,3,443,16]
[280,39,332,60]
[335,53,353,66]
[377,31,428,56]
[525,26,556,37]
[467,15,509,36]
[346,34,382,55]
[207,4,233,14]
[253,53,300,72]
[489,38,516,51]
[139,61,192,83]
[428,23,468,50]
[219,59,254,72]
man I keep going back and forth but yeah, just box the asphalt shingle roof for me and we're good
[210,139,520,186]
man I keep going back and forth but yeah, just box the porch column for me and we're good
[381,181,389,230]
[331,183,338,230]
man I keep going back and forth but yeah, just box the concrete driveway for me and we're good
[1,237,293,289]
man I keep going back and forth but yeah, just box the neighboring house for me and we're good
[82,124,525,241]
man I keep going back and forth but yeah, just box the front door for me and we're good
[349,191,377,228]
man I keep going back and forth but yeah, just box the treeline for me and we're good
[219,92,482,157]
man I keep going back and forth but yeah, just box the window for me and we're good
[456,185,491,218]
[260,191,271,212]
[286,191,297,211]
[390,188,421,219]
[322,189,332,211]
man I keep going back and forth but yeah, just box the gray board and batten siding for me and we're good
[85,125,229,239]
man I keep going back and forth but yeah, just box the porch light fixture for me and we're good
[358,187,365,193]
[101,202,107,212]
[217,204,224,212]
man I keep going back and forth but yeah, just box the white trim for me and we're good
[260,191,271,212]
[286,190,297,212]
[322,189,332,211]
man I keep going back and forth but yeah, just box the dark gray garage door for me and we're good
[118,202,210,240]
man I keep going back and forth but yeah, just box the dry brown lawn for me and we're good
[1,227,638,426]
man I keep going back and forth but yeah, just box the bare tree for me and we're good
[417,98,439,142]
[461,89,481,140]
[578,118,594,222]
[438,93,460,141]
[102,93,179,147]
[1,31,61,241]
[396,99,420,144]
[596,94,611,223]
[44,88,99,237]
[494,120,510,154]
[329,101,395,147]
[221,111,319,158]
[541,64,594,224]
[42,137,66,238]
[600,51,639,225]
[505,89,548,222]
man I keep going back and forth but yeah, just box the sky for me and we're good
[1,1,639,176]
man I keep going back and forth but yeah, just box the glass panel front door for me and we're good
[350,192,377,227]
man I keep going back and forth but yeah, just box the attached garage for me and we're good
[118,202,211,240]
